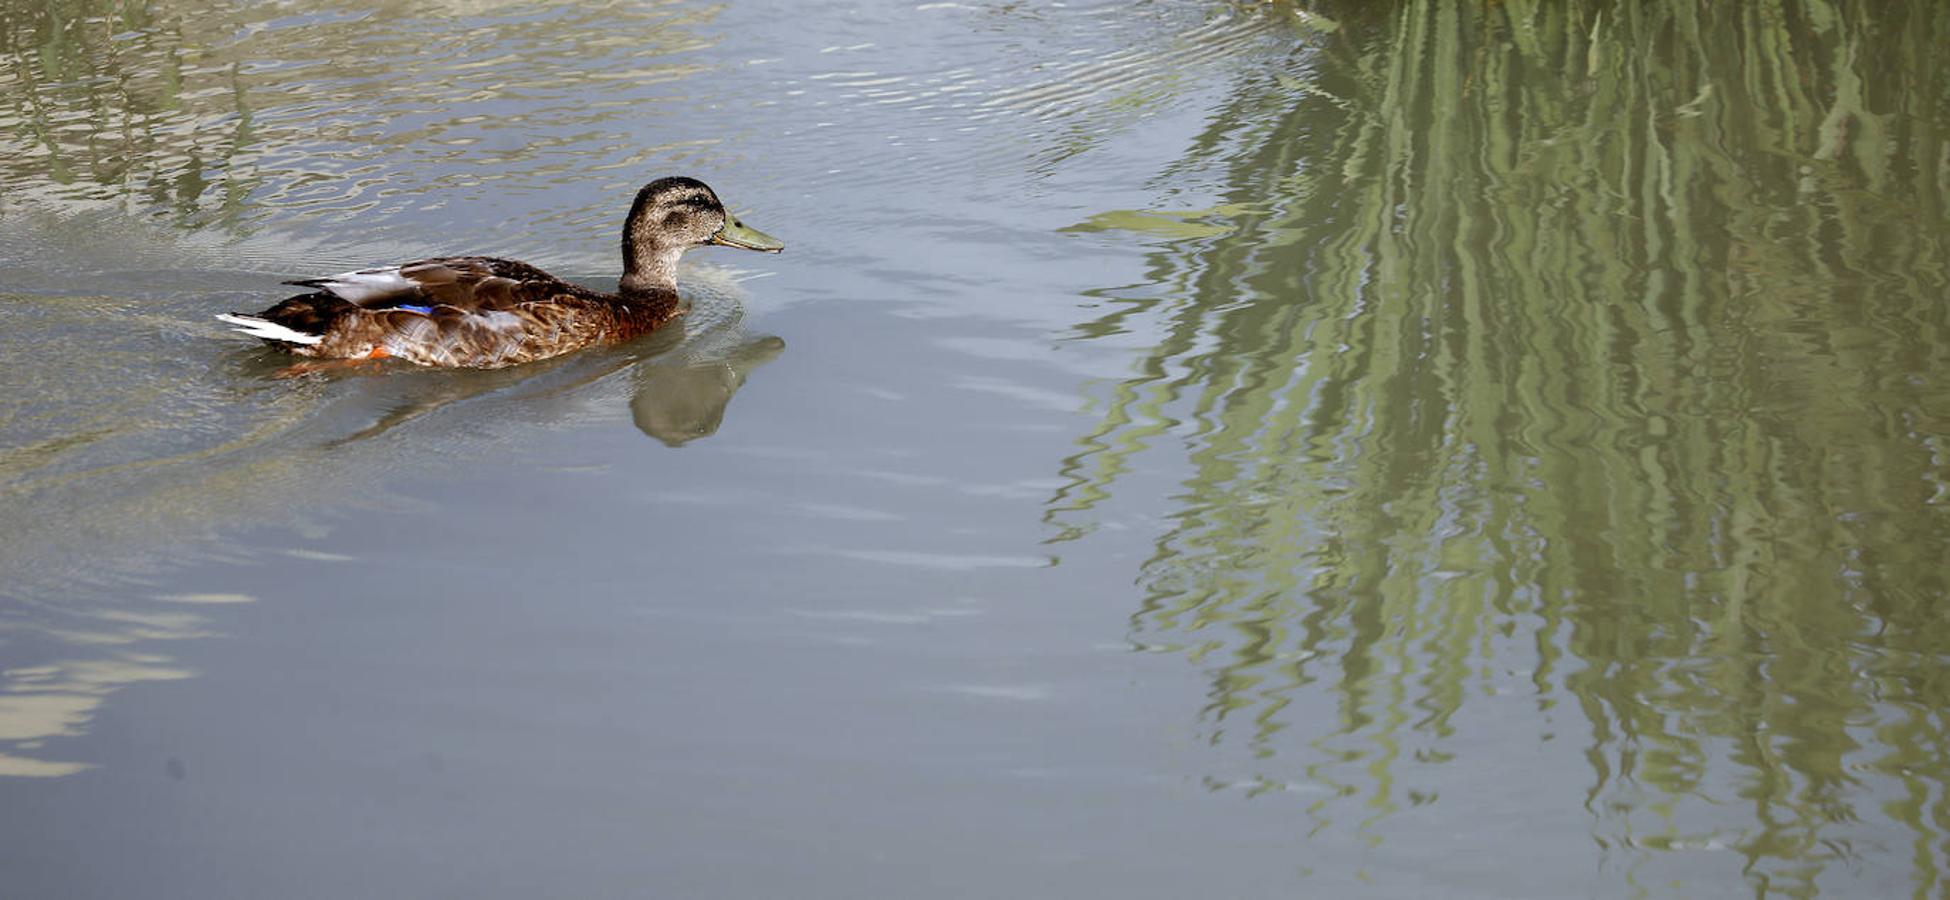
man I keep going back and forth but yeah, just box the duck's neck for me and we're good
[610,263,685,339]
[619,241,683,295]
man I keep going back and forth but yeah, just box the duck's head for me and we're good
[620,176,782,293]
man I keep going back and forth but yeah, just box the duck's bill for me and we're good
[711,216,784,252]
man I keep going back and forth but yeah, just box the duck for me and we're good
[217,176,782,369]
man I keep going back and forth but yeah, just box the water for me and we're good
[3,1,1948,896]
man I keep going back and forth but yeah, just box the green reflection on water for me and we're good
[1059,1,1950,893]
[0,0,715,230]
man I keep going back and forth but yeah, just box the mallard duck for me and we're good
[217,176,782,369]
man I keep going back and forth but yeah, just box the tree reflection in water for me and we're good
[1052,2,1950,892]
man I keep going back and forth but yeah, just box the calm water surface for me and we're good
[3,1,1948,897]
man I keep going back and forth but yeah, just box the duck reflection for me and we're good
[630,332,785,447]
[230,290,783,449]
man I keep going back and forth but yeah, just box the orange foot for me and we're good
[273,347,393,379]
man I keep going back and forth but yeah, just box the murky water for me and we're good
[3,1,1948,896]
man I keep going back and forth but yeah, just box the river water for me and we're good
[2,1,1947,897]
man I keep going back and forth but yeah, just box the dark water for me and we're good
[3,1,1948,896]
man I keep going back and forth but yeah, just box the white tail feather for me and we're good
[217,313,324,346]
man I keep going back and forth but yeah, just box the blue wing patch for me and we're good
[391,304,435,314]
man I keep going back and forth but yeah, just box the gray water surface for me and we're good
[3,1,1949,898]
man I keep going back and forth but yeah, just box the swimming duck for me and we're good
[218,176,782,369]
